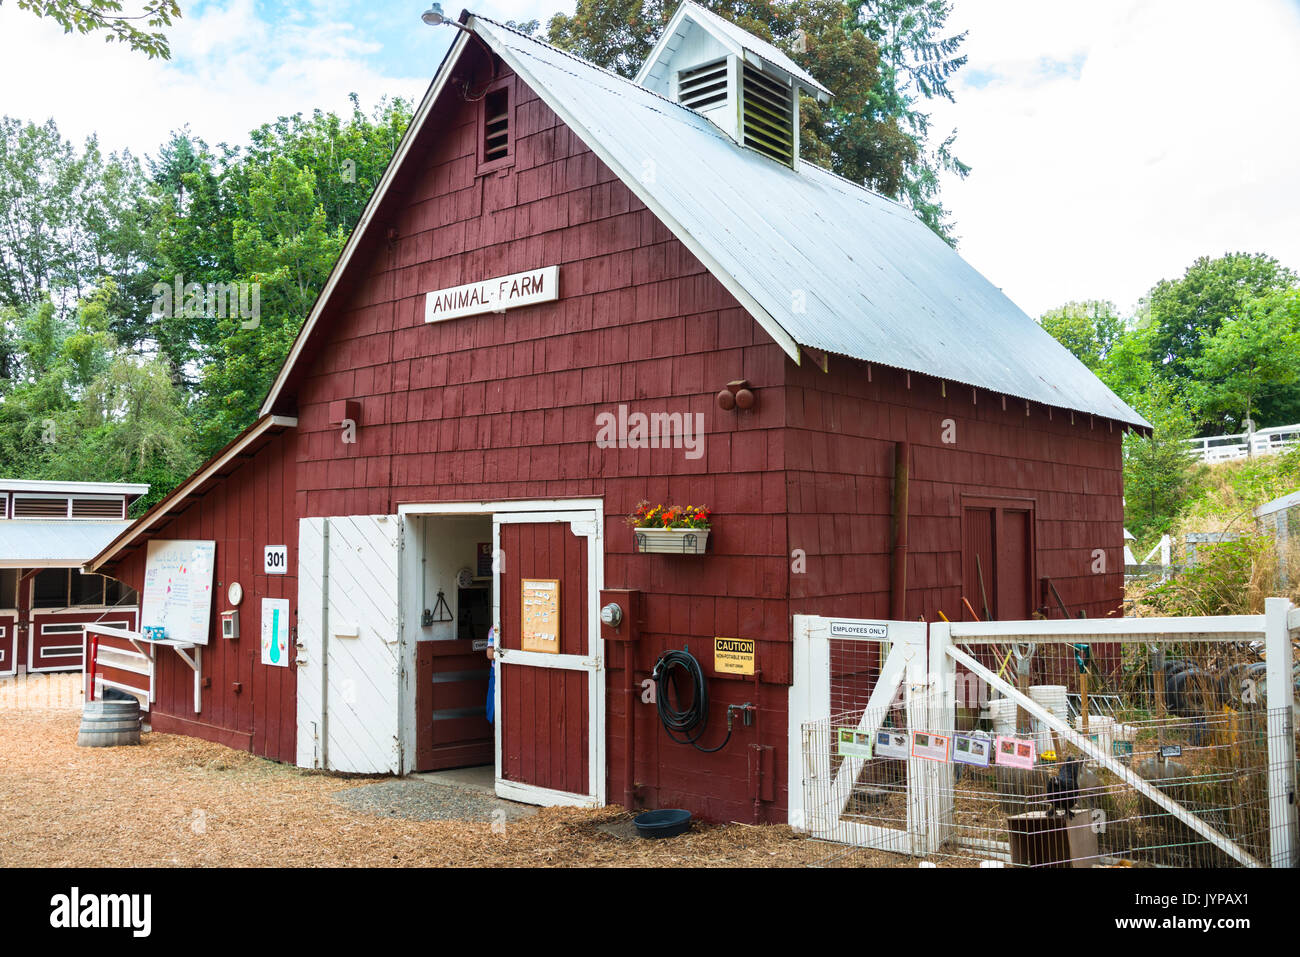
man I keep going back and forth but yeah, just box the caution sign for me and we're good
[714,637,755,675]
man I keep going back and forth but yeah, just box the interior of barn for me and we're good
[408,514,495,774]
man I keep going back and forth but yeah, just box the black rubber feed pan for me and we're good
[634,809,692,839]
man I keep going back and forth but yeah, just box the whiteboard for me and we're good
[140,540,217,646]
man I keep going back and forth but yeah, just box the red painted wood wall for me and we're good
[99,49,1125,823]
[104,434,300,763]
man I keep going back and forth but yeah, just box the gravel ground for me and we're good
[331,778,538,823]
[0,709,915,868]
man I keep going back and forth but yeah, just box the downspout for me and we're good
[890,442,911,620]
[624,640,636,809]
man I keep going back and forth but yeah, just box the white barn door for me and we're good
[296,515,402,774]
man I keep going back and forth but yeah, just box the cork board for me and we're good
[520,578,560,654]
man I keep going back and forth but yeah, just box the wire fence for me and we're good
[800,626,1298,868]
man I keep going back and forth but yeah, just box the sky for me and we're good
[1,0,1297,319]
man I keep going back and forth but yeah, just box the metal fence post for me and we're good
[928,619,955,853]
[1264,597,1297,867]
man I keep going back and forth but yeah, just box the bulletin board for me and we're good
[140,539,217,646]
[520,579,560,654]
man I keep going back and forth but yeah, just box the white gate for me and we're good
[789,615,939,855]
[791,602,1298,868]
[296,515,403,774]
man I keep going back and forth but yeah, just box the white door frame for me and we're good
[397,500,605,807]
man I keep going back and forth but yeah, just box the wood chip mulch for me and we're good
[0,710,913,868]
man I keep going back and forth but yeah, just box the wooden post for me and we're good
[890,442,910,621]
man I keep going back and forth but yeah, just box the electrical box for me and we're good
[221,609,239,639]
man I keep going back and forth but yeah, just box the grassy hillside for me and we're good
[1130,447,1300,615]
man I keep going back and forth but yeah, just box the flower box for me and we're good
[634,527,710,555]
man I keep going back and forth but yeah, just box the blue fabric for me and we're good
[486,626,496,724]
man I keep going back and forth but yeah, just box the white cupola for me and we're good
[634,1,831,169]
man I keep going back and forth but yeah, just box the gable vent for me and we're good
[483,87,510,162]
[677,58,729,112]
[71,497,124,519]
[741,62,795,166]
[12,496,69,518]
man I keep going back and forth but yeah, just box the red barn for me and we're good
[87,5,1146,822]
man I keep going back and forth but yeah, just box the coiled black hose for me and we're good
[652,648,734,753]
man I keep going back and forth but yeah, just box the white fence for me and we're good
[791,600,1299,868]
[1185,424,1300,463]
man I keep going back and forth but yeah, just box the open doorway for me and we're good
[411,514,495,772]
[399,500,605,806]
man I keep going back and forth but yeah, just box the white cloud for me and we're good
[0,0,431,156]
[928,0,1300,318]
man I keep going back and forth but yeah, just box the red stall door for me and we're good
[493,511,603,807]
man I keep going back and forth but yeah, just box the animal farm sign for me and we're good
[424,267,559,323]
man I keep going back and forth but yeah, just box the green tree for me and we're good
[1143,253,1296,394]
[191,156,346,455]
[1122,381,1204,541]
[1039,299,1124,373]
[138,99,412,448]
[0,283,195,507]
[58,355,198,512]
[1189,288,1300,435]
[0,117,147,317]
[4,0,181,59]
[859,0,969,242]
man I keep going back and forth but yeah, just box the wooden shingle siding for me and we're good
[783,357,1125,626]
[107,434,299,764]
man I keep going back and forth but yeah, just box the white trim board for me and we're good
[0,479,149,496]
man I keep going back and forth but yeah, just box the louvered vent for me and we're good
[13,496,68,518]
[483,87,509,162]
[71,497,123,519]
[742,62,795,166]
[677,58,729,112]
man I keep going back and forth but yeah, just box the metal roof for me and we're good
[0,521,134,568]
[475,15,1149,429]
[635,0,832,99]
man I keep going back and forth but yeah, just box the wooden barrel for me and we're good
[77,693,141,747]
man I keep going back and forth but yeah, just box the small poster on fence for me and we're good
[911,730,950,762]
[952,733,992,767]
[994,735,1036,769]
[837,728,873,759]
[875,729,909,759]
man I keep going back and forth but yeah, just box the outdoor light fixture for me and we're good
[421,4,450,26]
[421,2,497,92]
[422,3,471,33]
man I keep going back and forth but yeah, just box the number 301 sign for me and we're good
[264,545,288,574]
